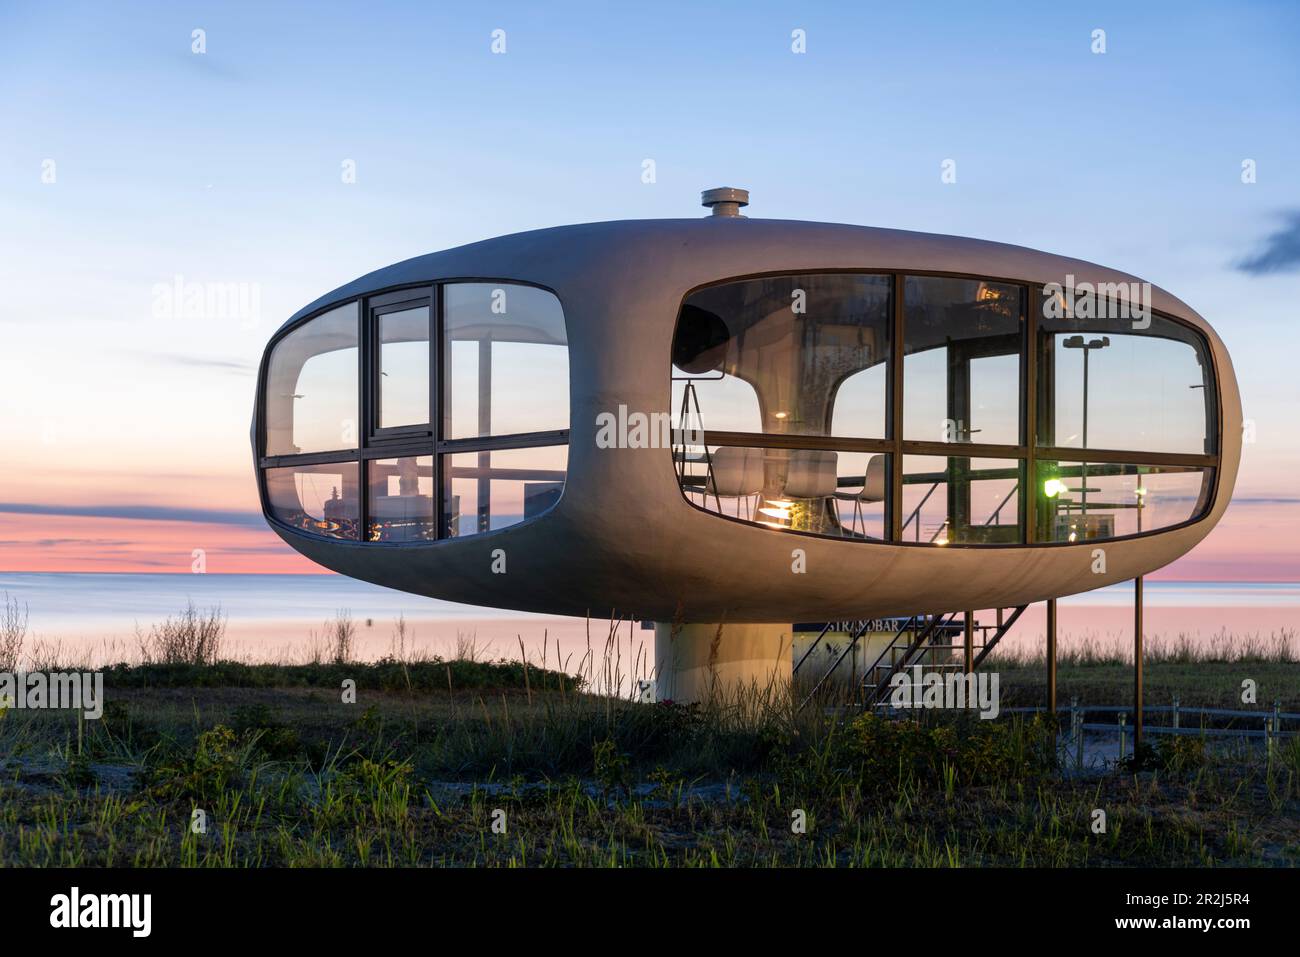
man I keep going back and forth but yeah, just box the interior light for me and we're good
[1043,478,1066,498]
[774,411,788,420]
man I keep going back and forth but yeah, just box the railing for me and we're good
[900,483,940,541]
[995,700,1298,767]
[900,482,1019,543]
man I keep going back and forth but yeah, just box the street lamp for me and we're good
[1062,335,1110,515]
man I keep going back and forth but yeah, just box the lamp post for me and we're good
[1062,336,1110,517]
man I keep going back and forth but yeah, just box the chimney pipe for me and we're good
[701,187,749,218]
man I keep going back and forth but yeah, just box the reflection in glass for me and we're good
[442,445,567,538]
[900,456,1023,545]
[367,456,435,542]
[265,462,360,540]
[675,441,888,540]
[378,306,430,429]
[264,302,359,456]
[1035,461,1212,542]
[903,277,1023,445]
[1036,305,1214,455]
[444,284,568,439]
[671,274,891,438]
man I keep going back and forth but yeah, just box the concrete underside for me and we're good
[653,622,792,704]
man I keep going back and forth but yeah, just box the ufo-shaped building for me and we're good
[254,189,1239,702]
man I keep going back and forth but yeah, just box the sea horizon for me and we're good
[1,572,1295,669]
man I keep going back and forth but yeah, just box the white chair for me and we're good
[834,453,886,536]
[783,449,839,500]
[705,446,765,517]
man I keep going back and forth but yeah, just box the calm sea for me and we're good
[0,573,1296,665]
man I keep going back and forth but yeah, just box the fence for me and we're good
[1000,699,1298,766]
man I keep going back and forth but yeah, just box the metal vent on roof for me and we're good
[701,187,749,218]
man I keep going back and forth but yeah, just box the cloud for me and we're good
[1235,211,1300,275]
[0,538,135,548]
[137,352,255,374]
[0,502,265,528]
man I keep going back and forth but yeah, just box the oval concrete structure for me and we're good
[253,215,1241,626]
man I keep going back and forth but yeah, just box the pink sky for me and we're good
[1,492,1295,580]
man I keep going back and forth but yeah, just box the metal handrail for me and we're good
[906,480,1019,544]
[860,613,954,708]
[792,621,835,676]
[900,483,939,541]
[797,618,882,712]
[985,484,1017,526]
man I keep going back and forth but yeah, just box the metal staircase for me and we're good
[794,607,1029,713]
[858,606,1027,710]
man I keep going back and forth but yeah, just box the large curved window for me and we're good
[904,277,1023,446]
[672,272,1218,546]
[1036,308,1215,455]
[260,283,569,542]
[266,462,360,540]
[671,274,891,438]
[445,283,569,439]
[672,274,892,540]
[1035,461,1214,542]
[264,302,359,456]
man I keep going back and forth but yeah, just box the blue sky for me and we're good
[0,0,1297,574]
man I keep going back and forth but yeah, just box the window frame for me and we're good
[368,287,435,443]
[257,280,570,544]
[671,268,1222,548]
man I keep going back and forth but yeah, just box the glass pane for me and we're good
[671,274,891,438]
[1035,460,1213,542]
[903,277,1023,445]
[264,302,358,455]
[378,306,430,429]
[264,462,360,540]
[901,455,1023,545]
[442,445,567,538]
[1035,302,1215,455]
[675,441,889,540]
[444,284,568,438]
[367,456,435,542]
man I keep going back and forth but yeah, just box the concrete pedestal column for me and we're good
[653,622,792,704]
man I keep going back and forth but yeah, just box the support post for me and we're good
[1134,575,1144,755]
[1046,598,1057,714]
[1072,697,1082,770]
[963,611,974,674]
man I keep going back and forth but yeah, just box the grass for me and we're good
[0,660,1296,867]
[0,607,1295,867]
[985,630,1300,713]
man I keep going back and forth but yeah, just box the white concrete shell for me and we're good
[254,216,1240,624]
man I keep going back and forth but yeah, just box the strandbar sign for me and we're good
[0,671,104,719]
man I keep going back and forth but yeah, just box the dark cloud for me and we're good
[0,503,265,528]
[1236,211,1300,275]
[0,538,135,548]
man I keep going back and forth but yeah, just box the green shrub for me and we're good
[843,713,1054,790]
